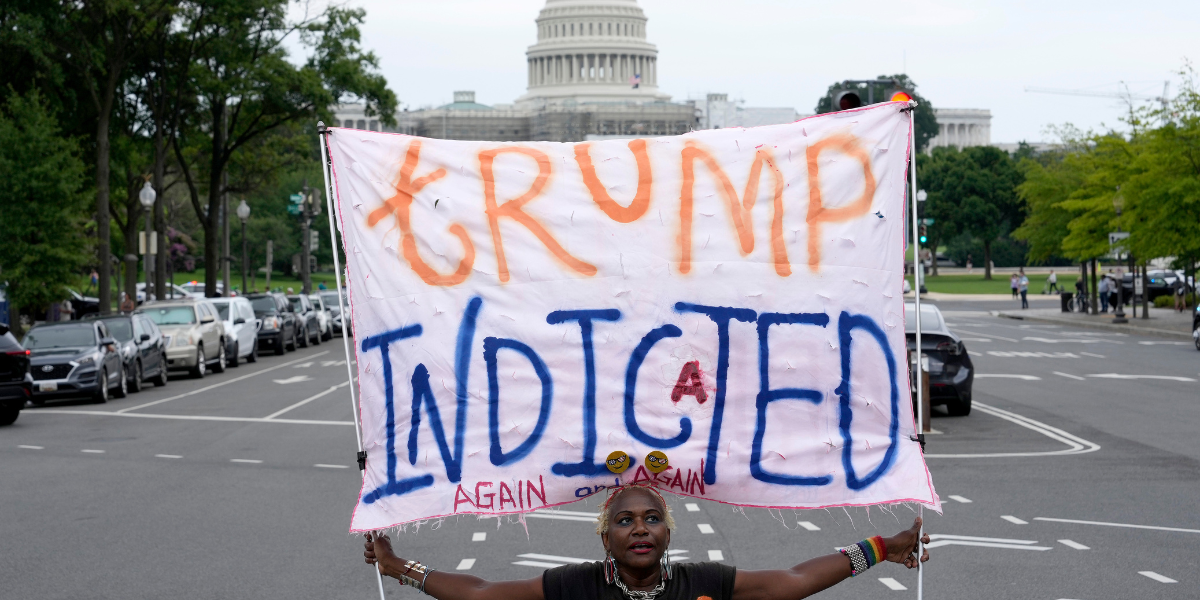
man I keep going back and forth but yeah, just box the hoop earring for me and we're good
[660,549,672,581]
[604,553,617,584]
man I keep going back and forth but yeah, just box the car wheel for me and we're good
[156,362,170,386]
[322,327,332,342]
[93,369,110,403]
[287,329,297,352]
[0,407,18,426]
[191,347,206,379]
[212,341,227,373]
[129,361,144,394]
[247,340,258,363]
[299,326,309,348]
[276,333,287,355]
[228,342,240,368]
[945,396,972,417]
[312,326,321,345]
[1194,327,1200,351]
[112,366,128,398]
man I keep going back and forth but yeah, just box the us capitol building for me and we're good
[336,0,991,148]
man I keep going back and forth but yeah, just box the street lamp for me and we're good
[236,199,251,294]
[138,180,157,301]
[1111,187,1128,323]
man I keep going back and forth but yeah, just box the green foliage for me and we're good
[815,74,937,152]
[0,90,90,322]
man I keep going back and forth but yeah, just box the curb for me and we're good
[995,311,1192,340]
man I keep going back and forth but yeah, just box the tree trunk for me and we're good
[1089,259,1098,315]
[930,236,940,276]
[982,240,993,280]
[153,126,167,300]
[122,199,139,309]
[95,108,113,314]
[204,101,227,298]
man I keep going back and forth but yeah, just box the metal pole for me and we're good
[301,179,312,294]
[241,220,248,294]
[145,211,153,299]
[317,122,385,600]
[907,104,925,600]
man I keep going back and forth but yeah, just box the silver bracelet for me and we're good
[837,544,869,576]
[398,560,435,594]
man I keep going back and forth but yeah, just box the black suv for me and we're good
[287,294,321,348]
[248,293,298,356]
[90,314,169,392]
[0,323,31,425]
[25,321,126,404]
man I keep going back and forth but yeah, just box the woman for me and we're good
[363,484,930,599]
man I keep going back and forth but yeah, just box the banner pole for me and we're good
[907,105,925,600]
[317,121,386,600]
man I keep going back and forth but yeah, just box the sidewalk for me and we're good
[996,306,1196,340]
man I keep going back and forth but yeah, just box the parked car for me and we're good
[210,297,260,367]
[142,299,226,378]
[1193,304,1200,351]
[287,294,321,347]
[248,293,298,355]
[25,320,125,404]
[179,281,225,298]
[319,289,351,337]
[66,288,101,317]
[906,302,973,416]
[308,293,334,341]
[0,323,31,425]
[135,282,193,303]
[89,314,169,392]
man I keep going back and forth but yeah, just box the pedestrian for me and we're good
[363,484,930,600]
[286,286,295,294]
[965,254,973,274]
[318,281,327,290]
[1047,270,1059,293]
[1173,276,1187,312]
[119,293,135,313]
[1010,273,1018,298]
[1110,269,1122,309]
[59,298,74,321]
[1018,269,1029,309]
[1098,275,1110,312]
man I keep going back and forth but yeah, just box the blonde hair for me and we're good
[595,484,676,535]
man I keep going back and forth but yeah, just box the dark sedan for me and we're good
[287,294,321,347]
[25,321,126,404]
[319,289,352,337]
[0,323,31,425]
[906,303,973,416]
[248,293,298,356]
[1192,305,1199,351]
[90,314,169,392]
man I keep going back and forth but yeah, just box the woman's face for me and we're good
[602,488,671,573]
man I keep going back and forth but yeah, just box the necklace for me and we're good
[614,576,666,600]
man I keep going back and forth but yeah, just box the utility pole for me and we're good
[300,179,312,294]
[265,240,273,292]
[222,189,231,296]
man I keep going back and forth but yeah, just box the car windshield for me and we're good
[288,297,304,311]
[212,303,231,320]
[144,306,196,325]
[903,305,944,333]
[320,292,341,306]
[25,326,95,349]
[250,297,276,314]
[99,319,134,341]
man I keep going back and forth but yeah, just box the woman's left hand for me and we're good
[884,517,930,569]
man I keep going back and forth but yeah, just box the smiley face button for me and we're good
[606,450,631,474]
[645,451,670,474]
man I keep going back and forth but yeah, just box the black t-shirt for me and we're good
[543,561,736,600]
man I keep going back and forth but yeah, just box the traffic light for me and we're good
[919,224,928,244]
[887,88,912,103]
[832,88,863,111]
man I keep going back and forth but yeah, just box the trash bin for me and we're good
[1060,292,1073,312]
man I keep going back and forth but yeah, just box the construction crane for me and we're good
[1024,81,1171,111]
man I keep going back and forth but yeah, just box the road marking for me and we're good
[18,445,43,450]
[925,535,1049,551]
[698,524,715,534]
[472,532,486,542]
[524,509,596,523]
[1138,341,1189,345]
[988,351,1079,358]
[291,362,314,369]
[230,459,262,464]
[975,374,1041,380]
[456,558,476,570]
[29,409,354,426]
[314,463,348,469]
[708,550,724,560]
[878,578,907,591]
[320,360,347,366]
[81,449,105,454]
[685,503,700,512]
[1001,515,1028,525]
[272,375,313,385]
[967,350,983,356]
[925,402,1101,459]
[264,382,351,419]
[155,454,182,459]
[1034,517,1200,535]
[116,351,329,413]
[953,328,1019,342]
[1054,371,1085,380]
[1058,539,1089,550]
[1138,571,1177,583]
[930,534,1038,544]
[667,549,689,555]
[1022,336,1113,344]
[514,560,564,568]
[948,495,973,503]
[959,337,991,342]
[798,521,821,531]
[1080,352,1106,358]
[1087,373,1196,382]
[516,553,591,564]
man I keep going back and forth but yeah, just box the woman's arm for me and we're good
[365,533,544,600]
[731,517,930,600]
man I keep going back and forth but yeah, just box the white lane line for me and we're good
[948,495,973,504]
[968,350,983,357]
[272,375,313,385]
[1034,517,1200,535]
[798,521,821,531]
[708,550,724,561]
[1087,373,1196,382]
[30,409,353,426]
[952,328,1019,342]
[926,402,1101,459]
[975,374,1041,380]
[1138,341,1189,345]
[524,513,596,523]
[314,463,348,469]
[1058,539,1089,550]
[929,535,1038,544]
[667,550,689,555]
[18,445,43,450]
[698,524,715,534]
[456,558,476,570]
[685,503,700,512]
[116,351,329,413]
[230,459,262,464]
[472,532,487,542]
[264,381,350,419]
[1054,371,1085,380]
[1080,352,1106,358]
[155,454,182,459]
[1001,515,1028,525]
[1139,571,1177,583]
[925,540,1051,551]
[878,577,907,591]
[81,449,105,454]
[514,560,563,568]
[959,337,992,342]
[516,553,591,564]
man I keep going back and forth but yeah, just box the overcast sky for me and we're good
[326,0,1199,143]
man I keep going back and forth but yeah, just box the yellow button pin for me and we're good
[605,450,630,474]
[645,450,669,474]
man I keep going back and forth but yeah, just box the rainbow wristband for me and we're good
[838,536,886,577]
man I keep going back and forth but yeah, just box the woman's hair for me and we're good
[595,484,676,535]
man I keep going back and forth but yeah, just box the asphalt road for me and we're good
[3,309,1198,600]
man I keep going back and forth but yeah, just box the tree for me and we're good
[915,151,962,275]
[815,74,938,152]
[1012,128,1093,264]
[0,91,90,333]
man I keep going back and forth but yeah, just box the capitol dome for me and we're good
[516,0,671,106]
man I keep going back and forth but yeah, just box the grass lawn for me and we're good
[75,268,343,301]
[905,272,1079,295]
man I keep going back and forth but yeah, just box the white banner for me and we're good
[326,102,939,532]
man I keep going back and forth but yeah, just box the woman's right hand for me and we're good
[364,532,397,571]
